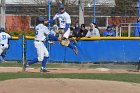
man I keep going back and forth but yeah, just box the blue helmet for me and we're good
[59,4,64,9]
[38,16,45,22]
[0,27,5,32]
[107,25,113,28]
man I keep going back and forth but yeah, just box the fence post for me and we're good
[128,24,131,37]
[22,35,25,65]
[119,27,122,37]
[116,26,118,36]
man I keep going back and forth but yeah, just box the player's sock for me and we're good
[67,43,74,49]
[68,42,78,55]
[1,53,5,59]
[42,57,48,69]
[28,58,39,65]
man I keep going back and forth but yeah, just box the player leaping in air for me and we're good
[45,4,78,55]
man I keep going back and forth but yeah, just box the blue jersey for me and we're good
[134,21,140,37]
[103,29,116,36]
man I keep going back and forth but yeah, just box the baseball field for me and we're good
[0,62,140,93]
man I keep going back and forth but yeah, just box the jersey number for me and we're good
[35,31,38,35]
[2,35,6,40]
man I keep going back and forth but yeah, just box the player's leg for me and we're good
[67,42,78,55]
[24,41,43,70]
[1,44,9,63]
[63,28,70,39]
[0,45,5,62]
[1,49,6,62]
[40,43,49,72]
[63,29,78,55]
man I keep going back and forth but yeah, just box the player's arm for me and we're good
[45,27,61,41]
[64,14,71,32]
[7,33,12,39]
[46,13,58,24]
[48,19,55,23]
[48,34,59,41]
[64,23,70,32]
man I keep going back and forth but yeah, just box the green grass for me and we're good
[0,62,81,68]
[0,62,136,69]
[0,73,140,84]
[0,62,139,84]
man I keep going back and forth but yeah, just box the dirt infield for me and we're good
[0,78,140,93]
[0,67,139,74]
[0,67,140,93]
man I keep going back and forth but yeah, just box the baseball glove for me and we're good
[60,39,70,46]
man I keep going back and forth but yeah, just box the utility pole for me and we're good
[93,0,96,23]
[138,0,140,17]
[0,0,6,28]
[79,0,84,26]
[48,0,51,30]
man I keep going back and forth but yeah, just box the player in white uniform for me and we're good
[0,27,12,62]
[46,4,78,55]
[23,16,60,72]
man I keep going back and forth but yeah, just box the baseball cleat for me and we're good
[73,46,78,55]
[72,37,78,44]
[40,68,48,72]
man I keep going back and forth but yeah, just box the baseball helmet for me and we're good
[38,16,45,22]
[0,27,5,32]
[59,4,64,9]
[107,25,113,28]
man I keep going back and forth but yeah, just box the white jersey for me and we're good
[53,11,71,28]
[86,28,100,37]
[35,24,50,41]
[0,32,11,44]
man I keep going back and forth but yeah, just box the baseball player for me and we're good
[23,16,60,72]
[46,4,78,55]
[0,27,12,62]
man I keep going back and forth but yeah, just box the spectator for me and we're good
[134,18,140,37]
[77,24,88,37]
[86,23,100,37]
[103,25,116,37]
[73,22,80,37]
[50,24,58,36]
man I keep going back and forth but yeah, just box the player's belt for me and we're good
[35,40,43,42]
[59,28,64,29]
[0,44,4,46]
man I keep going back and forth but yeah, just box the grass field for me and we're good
[0,62,137,69]
[0,73,140,83]
[0,62,140,84]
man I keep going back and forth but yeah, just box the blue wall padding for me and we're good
[25,40,140,63]
[5,38,23,60]
[26,40,37,60]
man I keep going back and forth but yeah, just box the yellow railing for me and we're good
[12,36,19,40]
[25,36,140,40]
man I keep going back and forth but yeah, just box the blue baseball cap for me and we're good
[107,25,112,28]
[38,16,45,22]
[59,4,64,9]
[0,27,5,31]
